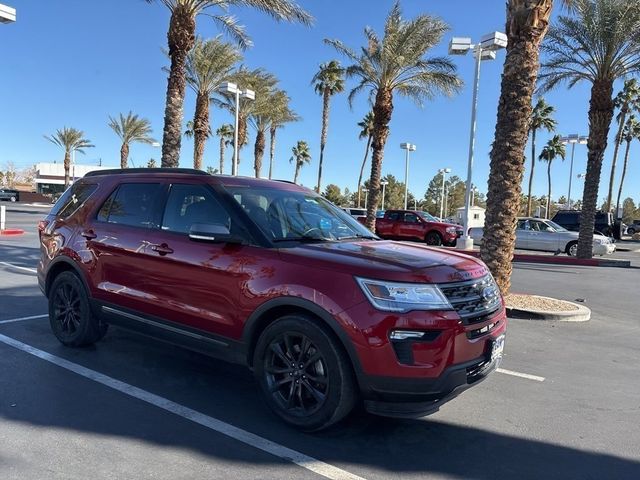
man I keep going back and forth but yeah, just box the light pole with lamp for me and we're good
[400,143,416,210]
[450,31,507,249]
[362,188,369,207]
[0,3,16,23]
[380,181,389,210]
[471,185,478,207]
[219,82,255,176]
[560,134,588,209]
[438,168,451,219]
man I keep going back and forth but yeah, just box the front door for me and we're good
[398,212,424,240]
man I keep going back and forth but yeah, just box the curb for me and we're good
[0,229,25,236]
[451,249,631,268]
[506,296,591,322]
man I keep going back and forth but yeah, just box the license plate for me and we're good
[490,334,505,362]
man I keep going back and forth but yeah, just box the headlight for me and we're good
[593,238,605,245]
[446,226,457,233]
[356,277,452,312]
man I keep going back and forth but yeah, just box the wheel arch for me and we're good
[45,256,91,298]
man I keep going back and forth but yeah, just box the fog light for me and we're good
[389,330,426,341]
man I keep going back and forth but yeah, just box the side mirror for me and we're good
[189,223,241,244]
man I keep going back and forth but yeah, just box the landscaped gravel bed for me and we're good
[505,293,579,312]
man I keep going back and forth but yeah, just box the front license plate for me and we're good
[490,334,505,362]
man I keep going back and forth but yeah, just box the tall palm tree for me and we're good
[326,2,461,230]
[606,79,640,212]
[267,92,299,179]
[356,111,374,208]
[615,115,640,215]
[290,140,311,184]
[311,60,345,192]
[527,98,557,216]
[108,112,156,169]
[185,37,241,170]
[539,135,566,218]
[249,87,286,178]
[216,123,234,174]
[44,127,94,187]
[539,0,640,258]
[145,0,312,168]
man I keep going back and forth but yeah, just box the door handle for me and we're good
[150,243,174,255]
[80,230,97,240]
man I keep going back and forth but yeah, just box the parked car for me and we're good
[627,220,640,235]
[470,217,615,256]
[552,210,615,238]
[342,207,366,220]
[0,188,19,202]
[38,168,506,430]
[375,209,464,246]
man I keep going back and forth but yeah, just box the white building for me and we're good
[455,206,486,228]
[35,163,110,194]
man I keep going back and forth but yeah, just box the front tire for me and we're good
[253,315,357,431]
[425,231,443,246]
[566,241,578,257]
[48,271,107,347]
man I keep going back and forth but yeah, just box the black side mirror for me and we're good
[189,223,241,244]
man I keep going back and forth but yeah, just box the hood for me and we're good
[280,240,488,284]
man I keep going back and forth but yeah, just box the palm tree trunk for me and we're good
[480,0,552,294]
[293,163,300,184]
[269,126,277,179]
[160,6,195,168]
[192,92,209,170]
[605,112,626,213]
[357,134,372,208]
[63,151,71,187]
[527,128,536,216]
[254,129,266,178]
[317,89,330,193]
[615,139,632,220]
[219,138,225,174]
[366,88,394,231]
[120,143,129,169]
[547,160,552,219]
[578,79,615,258]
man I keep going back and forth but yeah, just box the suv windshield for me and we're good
[224,186,376,243]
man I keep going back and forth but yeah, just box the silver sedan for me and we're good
[470,217,616,256]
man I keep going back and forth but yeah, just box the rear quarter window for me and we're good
[50,183,98,219]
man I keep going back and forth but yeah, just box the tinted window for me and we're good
[50,183,97,219]
[162,184,230,234]
[388,212,400,221]
[99,183,162,228]
[404,213,419,223]
[517,220,529,230]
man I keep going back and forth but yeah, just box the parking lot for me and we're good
[1,206,639,479]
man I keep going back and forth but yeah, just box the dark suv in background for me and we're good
[38,169,506,430]
[552,210,616,238]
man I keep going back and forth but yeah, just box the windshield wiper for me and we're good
[272,236,332,243]
[337,233,378,241]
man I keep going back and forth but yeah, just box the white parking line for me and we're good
[0,333,366,480]
[0,314,48,324]
[497,368,545,382]
[0,261,37,274]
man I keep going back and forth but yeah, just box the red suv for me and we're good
[38,169,506,430]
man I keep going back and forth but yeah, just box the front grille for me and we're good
[439,274,501,324]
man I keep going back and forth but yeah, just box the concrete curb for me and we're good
[506,296,591,322]
[0,229,25,236]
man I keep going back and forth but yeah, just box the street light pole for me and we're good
[363,188,369,207]
[400,143,416,210]
[438,168,451,219]
[220,82,255,176]
[380,181,388,210]
[561,135,587,209]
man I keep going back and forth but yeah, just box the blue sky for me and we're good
[0,0,636,205]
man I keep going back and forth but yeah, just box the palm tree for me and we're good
[145,0,312,168]
[44,127,94,187]
[539,135,566,218]
[616,116,640,215]
[326,2,461,230]
[249,87,288,178]
[216,123,234,174]
[108,112,156,169]
[539,0,640,258]
[606,79,640,212]
[290,140,311,184]
[185,37,241,170]
[311,60,345,192]
[356,111,374,208]
[527,98,557,216]
[267,92,299,179]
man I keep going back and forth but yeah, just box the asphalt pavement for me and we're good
[1,205,639,479]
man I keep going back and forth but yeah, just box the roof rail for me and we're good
[84,168,209,177]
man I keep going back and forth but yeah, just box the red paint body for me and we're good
[374,210,463,246]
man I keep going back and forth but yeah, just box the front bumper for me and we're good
[593,243,616,256]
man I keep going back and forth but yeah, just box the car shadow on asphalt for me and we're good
[0,296,638,480]
[0,243,40,271]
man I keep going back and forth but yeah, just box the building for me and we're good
[455,206,486,228]
[34,163,110,194]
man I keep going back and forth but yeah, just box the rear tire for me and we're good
[253,315,357,431]
[48,271,107,347]
[566,241,578,257]
[425,231,443,246]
